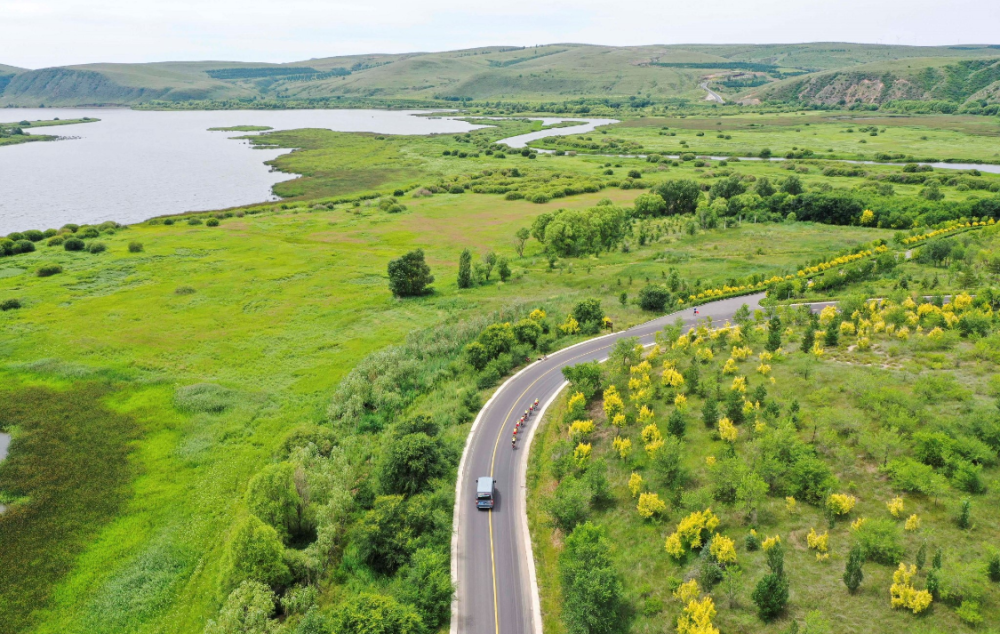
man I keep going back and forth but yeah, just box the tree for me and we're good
[219,516,291,595]
[736,471,769,524]
[632,192,667,217]
[572,298,604,330]
[843,545,865,594]
[388,249,434,297]
[824,324,839,347]
[754,177,776,198]
[702,396,719,429]
[653,179,701,216]
[356,495,413,574]
[334,593,423,634]
[638,285,671,312]
[559,523,627,634]
[667,409,686,438]
[800,326,815,354]
[245,462,304,542]
[562,361,603,401]
[733,303,751,326]
[609,337,642,374]
[497,257,511,282]
[710,176,746,201]
[619,291,627,307]
[547,476,592,532]
[780,175,803,195]
[378,433,447,497]
[920,181,944,201]
[531,212,555,243]
[398,549,454,630]
[481,251,497,281]
[515,227,530,257]
[765,316,782,352]
[205,581,278,634]
[513,318,543,347]
[457,249,473,288]
[752,573,788,621]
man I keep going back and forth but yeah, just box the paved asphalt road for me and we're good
[452,292,768,634]
[699,82,725,104]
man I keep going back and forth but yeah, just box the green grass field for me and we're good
[532,112,1000,163]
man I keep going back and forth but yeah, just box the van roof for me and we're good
[477,476,493,491]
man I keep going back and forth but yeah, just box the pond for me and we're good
[0,108,490,234]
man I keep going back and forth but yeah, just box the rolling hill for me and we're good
[2,43,999,108]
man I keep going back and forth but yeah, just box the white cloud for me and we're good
[2,0,998,68]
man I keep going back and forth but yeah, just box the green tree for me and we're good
[457,249,473,288]
[219,516,291,595]
[754,177,776,198]
[632,192,667,217]
[559,523,626,634]
[609,337,642,374]
[547,476,592,532]
[515,227,530,257]
[388,249,434,297]
[481,251,497,281]
[780,175,803,195]
[562,361,603,400]
[378,433,448,497]
[843,545,865,594]
[702,395,719,429]
[733,303,751,326]
[356,495,413,574]
[766,315,782,352]
[531,212,554,243]
[245,462,304,541]
[752,573,788,621]
[513,318,543,347]
[824,324,839,347]
[736,471,769,524]
[619,291,628,307]
[398,548,454,630]
[334,593,423,634]
[573,298,605,331]
[652,179,701,216]
[667,409,686,438]
[205,581,277,634]
[478,322,516,358]
[800,325,815,354]
[638,285,671,312]
[497,256,511,282]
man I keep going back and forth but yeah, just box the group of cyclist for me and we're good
[512,398,540,448]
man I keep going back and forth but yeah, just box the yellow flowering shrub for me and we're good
[857,336,872,351]
[529,308,546,321]
[811,341,825,356]
[718,417,738,443]
[567,391,587,420]
[851,517,867,531]
[731,376,747,392]
[665,509,720,558]
[757,363,772,376]
[761,535,781,551]
[754,419,767,434]
[709,534,737,565]
[902,296,917,310]
[637,405,655,426]
[926,327,944,338]
[886,497,904,518]
[827,493,857,516]
[819,305,838,325]
[840,321,856,336]
[722,358,739,375]
[611,413,627,428]
[742,399,758,417]
[758,350,773,362]
[954,293,973,311]
[731,345,753,361]
[816,553,830,562]
[573,443,591,466]
[905,514,920,531]
[568,419,594,440]
[641,423,662,444]
[785,497,797,514]
[677,596,719,634]
[628,472,643,498]
[559,315,580,335]
[662,367,685,387]
[674,579,700,604]
[603,385,625,420]
[695,347,714,363]
[637,492,667,518]
[890,564,933,614]
[612,436,632,460]
[897,326,910,340]
[674,393,688,409]
[705,455,717,467]
[807,528,829,553]
[628,374,651,395]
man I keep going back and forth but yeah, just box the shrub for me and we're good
[843,545,865,593]
[36,264,62,277]
[64,238,85,251]
[163,218,175,225]
[752,573,788,621]
[334,593,422,634]
[14,239,35,254]
[1,298,22,311]
[47,236,65,246]
[187,217,203,225]
[387,249,434,297]
[218,515,291,594]
[852,518,903,564]
[22,230,44,242]
[377,432,448,497]
[638,285,671,312]
[547,476,591,532]
[128,241,144,253]
[206,218,220,226]
[87,241,107,254]
[204,581,277,634]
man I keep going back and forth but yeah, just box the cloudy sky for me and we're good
[4,0,999,68]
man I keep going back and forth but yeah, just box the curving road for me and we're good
[451,293,766,634]
[700,82,725,104]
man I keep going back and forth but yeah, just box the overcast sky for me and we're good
[4,0,999,68]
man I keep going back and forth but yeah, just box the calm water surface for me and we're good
[0,109,489,233]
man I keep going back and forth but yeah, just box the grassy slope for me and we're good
[527,291,1000,633]
[0,122,903,632]
[4,44,1000,106]
[533,112,1000,163]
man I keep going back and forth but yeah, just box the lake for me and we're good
[0,108,494,234]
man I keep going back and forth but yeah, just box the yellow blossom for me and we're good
[613,436,632,460]
[718,417,738,443]
[637,492,666,518]
[628,472,643,498]
[904,514,920,531]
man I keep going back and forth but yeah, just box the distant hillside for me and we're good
[2,43,1000,108]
